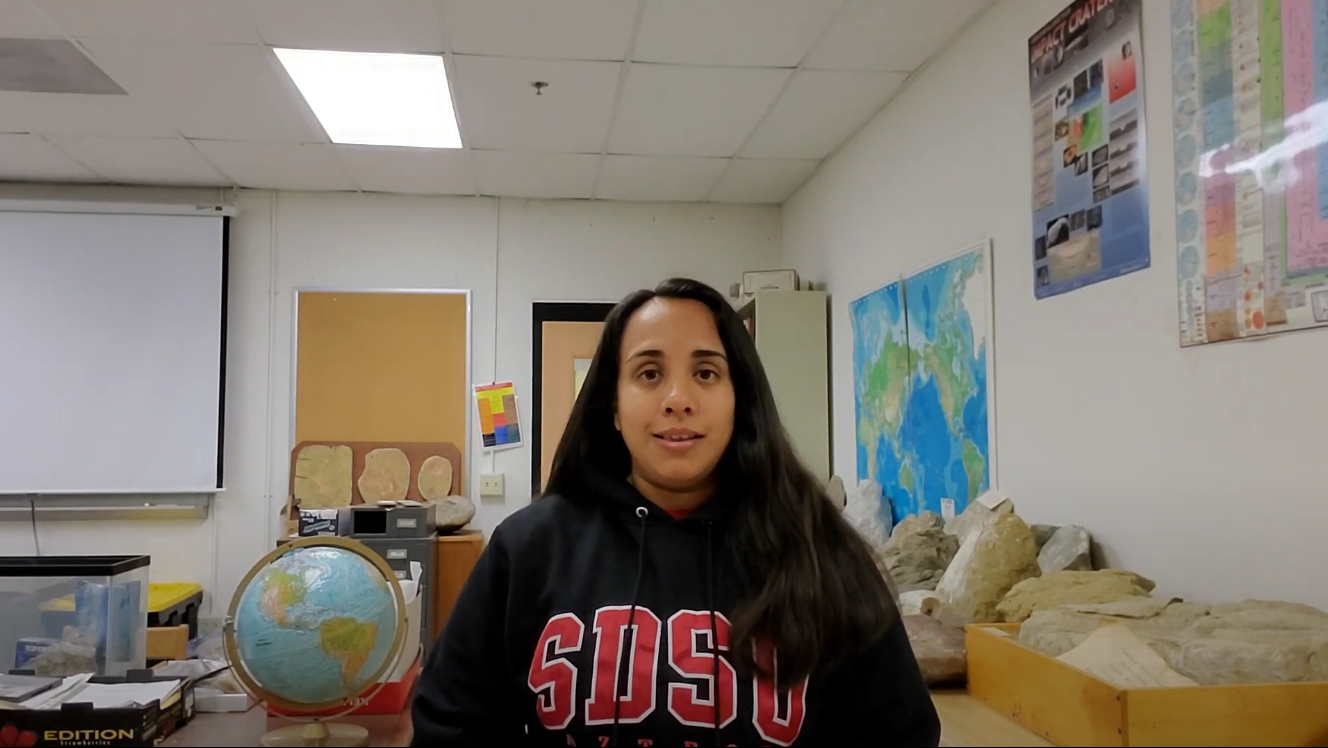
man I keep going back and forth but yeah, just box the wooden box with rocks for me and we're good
[968,595,1328,746]
[848,489,1328,745]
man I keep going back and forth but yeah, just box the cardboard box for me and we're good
[967,623,1328,746]
[0,674,194,747]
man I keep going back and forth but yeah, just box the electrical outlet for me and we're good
[480,473,505,498]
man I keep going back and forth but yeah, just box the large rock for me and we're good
[903,614,966,686]
[1038,525,1093,573]
[1030,523,1059,551]
[1179,601,1328,685]
[881,512,958,592]
[943,498,1014,545]
[1019,598,1328,685]
[997,570,1154,623]
[934,512,1040,623]
[899,590,942,617]
[433,495,475,532]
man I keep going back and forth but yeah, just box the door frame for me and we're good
[531,301,616,495]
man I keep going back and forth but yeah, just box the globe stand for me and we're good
[259,720,369,748]
[223,536,412,748]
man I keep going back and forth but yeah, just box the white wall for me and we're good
[1,189,781,615]
[784,0,1328,608]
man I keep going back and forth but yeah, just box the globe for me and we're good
[223,536,407,748]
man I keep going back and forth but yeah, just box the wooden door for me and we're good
[531,303,615,494]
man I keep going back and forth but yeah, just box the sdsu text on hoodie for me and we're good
[410,468,941,747]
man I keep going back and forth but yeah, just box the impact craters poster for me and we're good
[1029,0,1151,299]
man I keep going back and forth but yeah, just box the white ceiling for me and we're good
[0,0,991,203]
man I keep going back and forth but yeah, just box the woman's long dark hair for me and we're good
[543,278,897,688]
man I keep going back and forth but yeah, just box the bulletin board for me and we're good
[293,289,471,491]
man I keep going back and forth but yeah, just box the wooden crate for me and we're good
[966,623,1328,746]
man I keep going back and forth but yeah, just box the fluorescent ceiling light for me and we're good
[273,48,462,149]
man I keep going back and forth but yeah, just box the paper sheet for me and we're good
[60,680,182,710]
[1055,625,1196,688]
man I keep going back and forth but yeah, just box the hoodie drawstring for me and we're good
[705,520,721,747]
[611,506,651,747]
[612,508,723,747]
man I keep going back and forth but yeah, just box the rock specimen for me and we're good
[903,614,967,686]
[900,590,942,617]
[934,512,1040,623]
[997,569,1154,623]
[944,498,1014,545]
[433,495,475,533]
[1019,597,1204,659]
[417,455,455,501]
[1038,525,1092,573]
[825,474,847,510]
[1030,523,1059,551]
[293,444,353,508]
[358,447,411,502]
[880,512,958,592]
[1019,598,1328,686]
[1180,600,1328,685]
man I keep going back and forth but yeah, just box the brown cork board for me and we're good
[294,290,469,486]
[284,440,462,525]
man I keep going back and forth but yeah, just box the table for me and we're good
[161,709,411,747]
[163,689,1050,747]
[934,689,1056,747]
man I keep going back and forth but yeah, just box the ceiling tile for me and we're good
[335,144,476,195]
[473,151,598,199]
[0,133,100,181]
[48,136,228,185]
[35,0,261,43]
[743,70,904,159]
[634,0,839,68]
[0,92,175,137]
[193,140,357,191]
[442,0,636,61]
[0,0,63,37]
[0,39,127,95]
[709,158,819,203]
[80,39,323,143]
[454,56,619,153]
[805,0,990,72]
[596,155,727,202]
[243,0,445,53]
[609,64,790,158]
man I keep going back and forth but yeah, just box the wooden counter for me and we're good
[432,529,484,641]
[163,689,1047,747]
[161,709,410,746]
[934,689,1055,747]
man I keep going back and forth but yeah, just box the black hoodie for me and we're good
[410,468,941,747]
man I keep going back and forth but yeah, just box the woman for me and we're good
[411,278,939,747]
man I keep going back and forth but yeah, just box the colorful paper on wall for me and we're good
[1029,0,1151,299]
[1171,0,1328,346]
[475,382,522,449]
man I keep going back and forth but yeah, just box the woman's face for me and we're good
[615,297,735,495]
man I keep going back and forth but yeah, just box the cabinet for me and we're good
[431,530,484,641]
[738,290,830,481]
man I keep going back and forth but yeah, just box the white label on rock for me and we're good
[975,489,1009,509]
[940,498,955,522]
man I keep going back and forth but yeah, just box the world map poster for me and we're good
[850,242,996,525]
[1172,0,1328,346]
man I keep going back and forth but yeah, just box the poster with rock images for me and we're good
[1171,0,1328,346]
[1029,0,1150,299]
